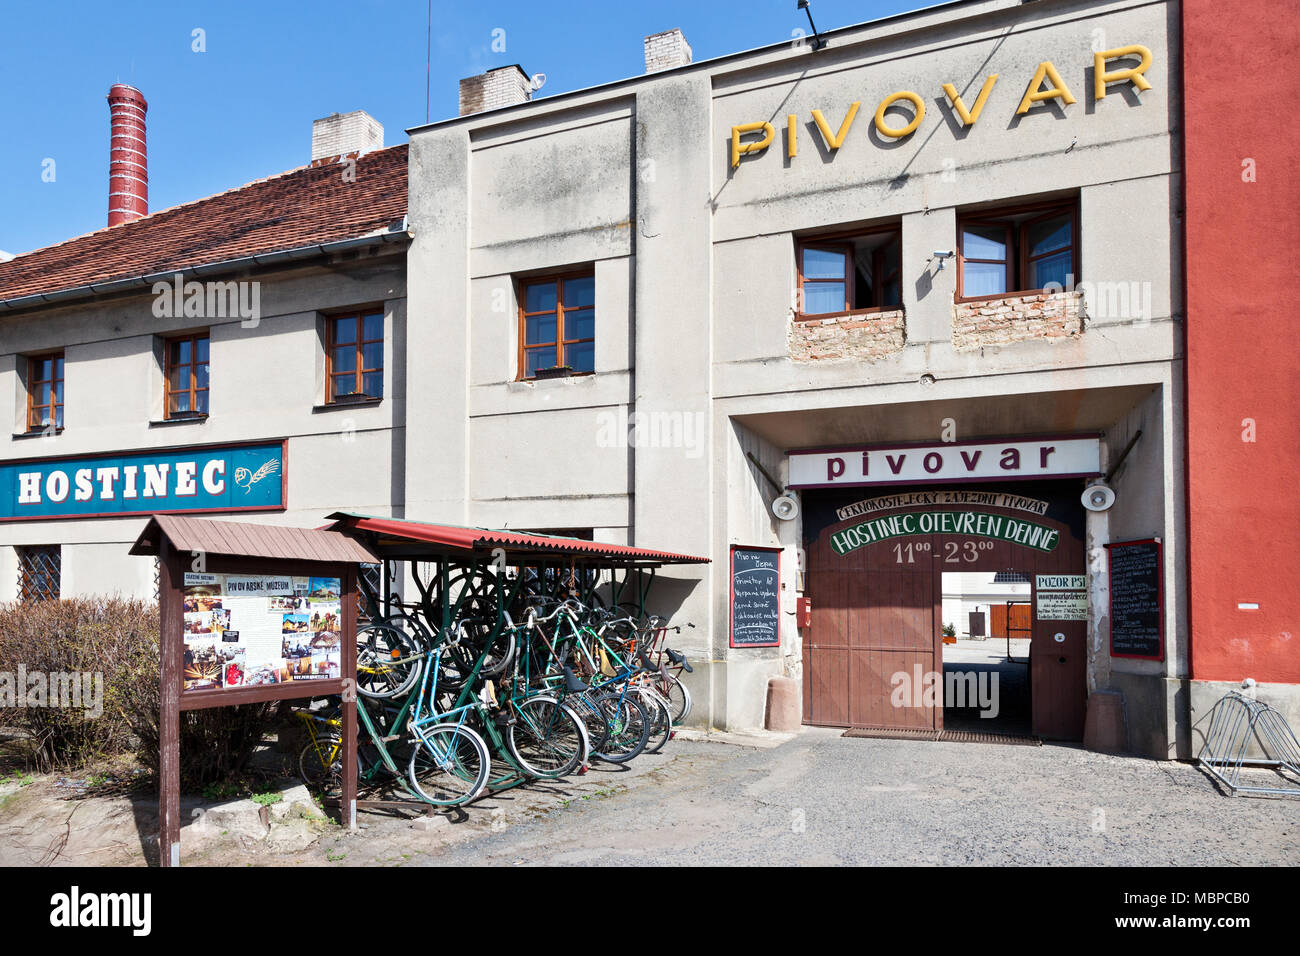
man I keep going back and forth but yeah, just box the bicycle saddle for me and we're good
[562,665,590,694]
[665,648,693,673]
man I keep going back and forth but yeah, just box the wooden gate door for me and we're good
[804,526,940,730]
[803,484,1088,739]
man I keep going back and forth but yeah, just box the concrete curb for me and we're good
[673,727,799,749]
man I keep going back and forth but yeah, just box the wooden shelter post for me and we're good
[341,563,358,829]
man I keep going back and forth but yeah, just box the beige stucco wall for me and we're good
[405,0,1184,740]
[0,252,407,601]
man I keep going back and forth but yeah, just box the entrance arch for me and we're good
[802,482,1087,739]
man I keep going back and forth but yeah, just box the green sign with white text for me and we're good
[830,509,1059,555]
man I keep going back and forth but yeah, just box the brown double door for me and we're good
[803,495,1087,739]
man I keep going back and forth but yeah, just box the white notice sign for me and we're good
[1036,591,1088,620]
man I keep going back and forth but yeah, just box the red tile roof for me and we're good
[0,145,408,303]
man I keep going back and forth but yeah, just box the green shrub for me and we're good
[0,597,150,770]
[0,597,279,786]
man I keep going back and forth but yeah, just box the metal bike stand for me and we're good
[1197,690,1300,797]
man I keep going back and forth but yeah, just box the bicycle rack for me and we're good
[1197,691,1300,797]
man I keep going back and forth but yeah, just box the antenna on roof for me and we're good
[425,0,432,123]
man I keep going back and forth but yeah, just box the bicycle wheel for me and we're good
[593,693,650,763]
[356,623,421,699]
[660,673,692,725]
[565,692,610,755]
[506,695,585,778]
[438,625,516,690]
[637,688,673,754]
[407,723,491,806]
[298,734,342,793]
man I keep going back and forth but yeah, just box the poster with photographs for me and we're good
[181,572,342,692]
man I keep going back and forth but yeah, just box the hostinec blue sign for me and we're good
[0,441,285,521]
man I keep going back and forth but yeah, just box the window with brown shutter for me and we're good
[163,333,210,419]
[957,200,1078,301]
[26,352,64,433]
[795,228,902,319]
[517,272,595,379]
[325,310,384,403]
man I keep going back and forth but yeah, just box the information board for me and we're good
[181,571,342,691]
[1107,539,1163,660]
[729,546,781,648]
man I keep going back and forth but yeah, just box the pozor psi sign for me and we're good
[788,436,1101,489]
[0,440,286,521]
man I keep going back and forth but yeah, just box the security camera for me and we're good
[1081,481,1116,512]
[772,494,800,521]
[930,250,955,272]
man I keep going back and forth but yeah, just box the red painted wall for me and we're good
[1184,0,1300,682]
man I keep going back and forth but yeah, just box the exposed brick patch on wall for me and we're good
[952,290,1084,351]
[789,309,905,362]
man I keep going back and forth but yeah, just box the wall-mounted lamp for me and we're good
[797,0,827,51]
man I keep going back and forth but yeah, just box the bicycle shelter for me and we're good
[323,512,710,808]
[134,512,707,863]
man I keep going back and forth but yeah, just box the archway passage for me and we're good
[801,481,1087,740]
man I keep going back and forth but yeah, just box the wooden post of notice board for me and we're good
[158,553,359,867]
[159,538,182,868]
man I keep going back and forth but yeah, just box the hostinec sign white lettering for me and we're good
[788,437,1101,489]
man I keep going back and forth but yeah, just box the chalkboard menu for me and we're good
[730,546,781,648]
[1108,539,1163,660]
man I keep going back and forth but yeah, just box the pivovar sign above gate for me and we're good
[788,436,1100,489]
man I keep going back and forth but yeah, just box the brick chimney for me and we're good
[107,84,148,226]
[459,65,533,116]
[311,110,384,162]
[644,29,692,73]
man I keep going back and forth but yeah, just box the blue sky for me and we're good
[0,0,930,256]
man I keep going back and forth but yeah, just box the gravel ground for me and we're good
[323,727,1299,867]
[3,727,1296,866]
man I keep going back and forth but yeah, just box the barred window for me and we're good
[18,546,60,602]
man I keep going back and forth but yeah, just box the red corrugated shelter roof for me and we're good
[130,514,380,564]
[0,145,408,304]
[325,512,709,565]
